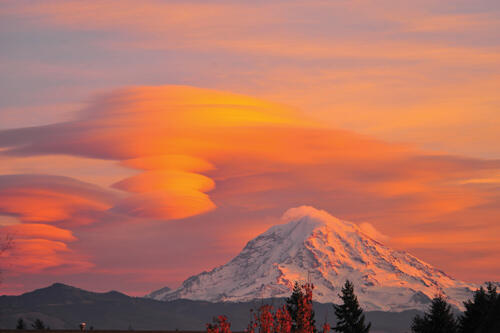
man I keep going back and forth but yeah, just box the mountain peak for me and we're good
[23,282,81,296]
[261,206,360,249]
[49,282,74,289]
[281,206,350,231]
[148,206,476,311]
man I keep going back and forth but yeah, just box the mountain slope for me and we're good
[148,206,476,311]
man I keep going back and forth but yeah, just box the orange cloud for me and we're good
[0,85,499,286]
[121,155,214,172]
[112,190,216,220]
[1,238,92,274]
[0,175,117,225]
[3,0,500,161]
[113,170,215,194]
[1,223,76,242]
[0,223,86,275]
[112,170,216,220]
[0,175,118,275]
[0,86,498,225]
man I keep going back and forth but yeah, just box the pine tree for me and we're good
[287,282,303,330]
[411,294,457,333]
[16,318,26,330]
[286,282,317,332]
[459,283,500,333]
[333,280,371,333]
[31,319,47,330]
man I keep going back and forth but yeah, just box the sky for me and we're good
[0,0,499,296]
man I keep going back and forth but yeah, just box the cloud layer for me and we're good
[0,85,499,294]
[2,0,499,158]
[0,174,118,275]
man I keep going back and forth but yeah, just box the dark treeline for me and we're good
[412,282,500,333]
[16,318,50,331]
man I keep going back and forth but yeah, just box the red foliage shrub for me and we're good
[257,305,276,333]
[207,315,231,333]
[246,304,292,333]
[322,322,330,333]
[296,283,314,333]
[275,305,292,333]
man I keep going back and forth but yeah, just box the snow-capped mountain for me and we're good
[147,206,476,311]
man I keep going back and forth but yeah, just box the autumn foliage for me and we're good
[207,283,325,333]
[206,315,231,333]
[296,283,315,333]
[275,305,293,333]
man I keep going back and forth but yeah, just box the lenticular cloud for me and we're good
[0,85,499,279]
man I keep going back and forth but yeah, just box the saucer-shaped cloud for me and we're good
[1,238,92,273]
[0,222,87,273]
[0,86,305,221]
[0,174,118,225]
[112,190,215,220]
[0,86,304,159]
[1,223,76,242]
[121,155,214,172]
[0,175,117,274]
[111,170,216,219]
[112,170,215,194]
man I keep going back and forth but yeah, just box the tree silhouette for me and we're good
[31,318,47,330]
[411,294,457,333]
[0,234,13,286]
[459,282,500,333]
[16,318,26,330]
[333,280,370,333]
[286,282,303,330]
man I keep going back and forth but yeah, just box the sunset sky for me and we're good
[0,0,499,295]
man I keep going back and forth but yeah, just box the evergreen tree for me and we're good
[411,294,457,333]
[286,282,317,332]
[16,318,26,330]
[333,280,371,333]
[459,282,500,333]
[287,282,303,330]
[31,318,47,330]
